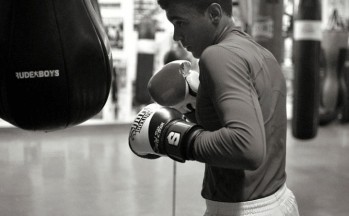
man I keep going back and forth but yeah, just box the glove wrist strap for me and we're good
[163,120,202,163]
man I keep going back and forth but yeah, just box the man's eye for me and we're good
[174,21,184,27]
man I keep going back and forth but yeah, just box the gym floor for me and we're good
[0,121,348,216]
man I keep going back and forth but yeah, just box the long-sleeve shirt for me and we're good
[193,26,287,202]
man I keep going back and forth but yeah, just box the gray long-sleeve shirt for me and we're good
[193,26,287,202]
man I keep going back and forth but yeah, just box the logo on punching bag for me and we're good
[294,20,322,41]
[167,132,181,146]
[15,70,60,79]
[252,16,274,42]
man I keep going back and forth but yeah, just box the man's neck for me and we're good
[213,17,235,44]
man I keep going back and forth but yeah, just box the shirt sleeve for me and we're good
[193,45,266,170]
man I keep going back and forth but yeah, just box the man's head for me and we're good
[157,0,233,58]
[157,0,233,17]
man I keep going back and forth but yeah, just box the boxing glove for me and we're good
[128,103,203,163]
[147,60,199,114]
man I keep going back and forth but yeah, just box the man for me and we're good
[156,0,300,215]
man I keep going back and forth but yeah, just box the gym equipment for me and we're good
[292,0,321,139]
[337,49,349,123]
[128,103,203,162]
[148,60,199,114]
[0,0,112,131]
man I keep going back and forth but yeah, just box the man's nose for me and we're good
[173,29,182,42]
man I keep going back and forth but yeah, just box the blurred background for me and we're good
[0,0,349,215]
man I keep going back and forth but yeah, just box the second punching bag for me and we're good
[0,0,112,131]
[292,0,322,139]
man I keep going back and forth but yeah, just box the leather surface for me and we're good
[0,0,112,130]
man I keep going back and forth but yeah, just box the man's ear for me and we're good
[207,3,222,24]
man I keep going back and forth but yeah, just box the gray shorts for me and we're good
[204,184,299,216]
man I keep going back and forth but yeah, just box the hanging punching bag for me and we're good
[292,0,321,139]
[319,9,349,125]
[134,19,156,106]
[337,49,349,123]
[0,0,112,131]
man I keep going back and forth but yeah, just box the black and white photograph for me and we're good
[0,0,349,215]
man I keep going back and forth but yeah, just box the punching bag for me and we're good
[252,0,284,63]
[337,49,349,123]
[319,8,349,124]
[292,0,321,139]
[0,0,112,131]
[134,19,156,106]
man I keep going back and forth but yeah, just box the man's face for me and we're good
[165,3,216,58]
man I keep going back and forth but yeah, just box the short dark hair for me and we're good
[157,0,233,17]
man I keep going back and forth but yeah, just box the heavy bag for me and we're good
[292,0,321,139]
[134,19,156,106]
[337,49,349,123]
[0,0,112,131]
[319,32,348,125]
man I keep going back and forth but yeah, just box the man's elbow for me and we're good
[243,143,264,170]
